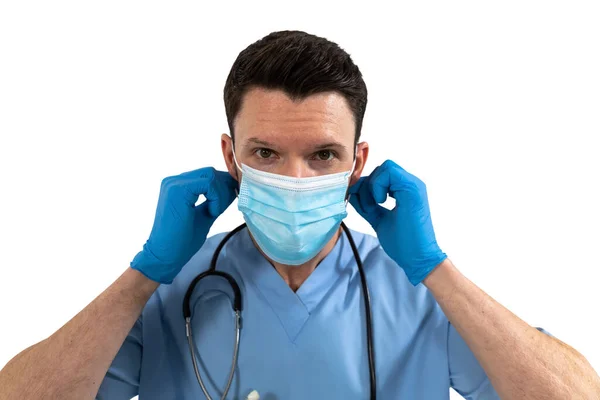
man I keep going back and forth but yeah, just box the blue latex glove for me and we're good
[131,167,237,284]
[349,160,447,285]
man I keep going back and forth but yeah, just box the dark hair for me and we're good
[224,30,368,144]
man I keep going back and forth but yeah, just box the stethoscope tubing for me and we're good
[182,222,376,400]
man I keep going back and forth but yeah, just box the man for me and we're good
[1,30,598,400]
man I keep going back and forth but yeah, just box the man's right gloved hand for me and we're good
[130,167,237,284]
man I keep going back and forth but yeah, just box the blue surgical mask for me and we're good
[233,153,355,266]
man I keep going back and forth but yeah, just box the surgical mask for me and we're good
[233,152,355,266]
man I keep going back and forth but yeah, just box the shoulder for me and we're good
[143,232,232,312]
[347,228,408,285]
[176,232,230,281]
[349,229,446,319]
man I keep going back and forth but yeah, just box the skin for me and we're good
[222,87,600,398]
[1,87,598,399]
[424,260,600,398]
[221,87,369,291]
[0,268,159,400]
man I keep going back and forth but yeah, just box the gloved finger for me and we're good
[349,164,378,196]
[178,166,217,185]
[349,176,378,215]
[367,160,400,203]
[369,160,418,202]
[176,168,236,216]
[175,167,217,206]
[349,177,385,227]
[348,192,372,224]
[348,175,366,196]
[348,182,367,216]
[205,171,237,217]
[351,165,384,211]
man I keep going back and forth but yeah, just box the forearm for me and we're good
[424,259,600,399]
[0,268,159,400]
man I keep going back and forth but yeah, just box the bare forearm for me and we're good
[424,259,600,399]
[0,268,159,400]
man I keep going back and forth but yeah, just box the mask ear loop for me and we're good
[231,149,242,197]
[231,149,243,172]
[345,145,359,205]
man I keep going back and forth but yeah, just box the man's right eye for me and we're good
[257,148,273,158]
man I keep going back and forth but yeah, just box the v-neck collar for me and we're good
[234,227,355,342]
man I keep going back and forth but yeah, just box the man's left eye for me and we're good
[316,150,333,161]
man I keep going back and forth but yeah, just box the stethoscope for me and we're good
[183,222,376,400]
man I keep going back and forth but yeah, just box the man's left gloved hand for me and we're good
[349,160,447,285]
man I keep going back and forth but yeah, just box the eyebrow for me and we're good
[244,137,276,147]
[244,137,347,151]
[313,142,347,151]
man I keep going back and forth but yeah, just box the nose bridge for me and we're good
[281,153,311,178]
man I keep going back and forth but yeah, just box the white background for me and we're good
[1,1,599,398]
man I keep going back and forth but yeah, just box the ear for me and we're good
[221,134,239,182]
[349,141,369,186]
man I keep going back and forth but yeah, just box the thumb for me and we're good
[349,194,384,228]
[348,178,384,228]
[205,171,237,218]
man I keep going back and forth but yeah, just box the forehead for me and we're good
[233,87,355,147]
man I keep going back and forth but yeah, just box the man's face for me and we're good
[222,87,368,185]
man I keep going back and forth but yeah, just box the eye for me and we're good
[257,148,273,158]
[316,150,334,161]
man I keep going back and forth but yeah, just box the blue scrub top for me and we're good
[98,227,502,399]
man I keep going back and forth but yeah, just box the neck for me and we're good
[249,227,342,292]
